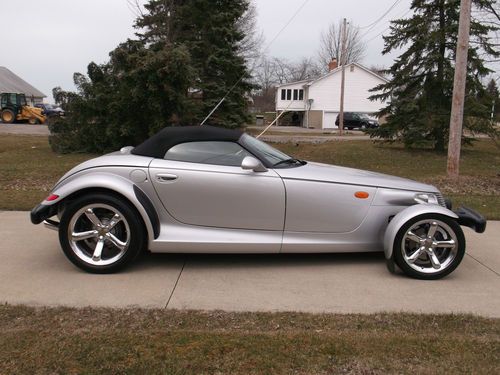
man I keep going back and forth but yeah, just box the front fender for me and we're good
[45,172,156,242]
[383,204,458,260]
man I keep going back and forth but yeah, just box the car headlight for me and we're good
[414,193,439,205]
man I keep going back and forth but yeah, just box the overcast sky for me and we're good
[1,0,491,102]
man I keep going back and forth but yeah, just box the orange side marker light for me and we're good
[354,191,369,199]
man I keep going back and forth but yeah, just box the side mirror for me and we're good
[241,156,267,172]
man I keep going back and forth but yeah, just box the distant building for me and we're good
[275,61,389,129]
[0,67,46,105]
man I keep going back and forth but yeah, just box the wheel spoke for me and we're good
[106,233,127,251]
[92,237,105,261]
[107,213,122,230]
[406,231,423,244]
[71,230,98,241]
[427,222,438,238]
[85,208,103,228]
[427,249,441,270]
[406,246,424,264]
[435,239,455,248]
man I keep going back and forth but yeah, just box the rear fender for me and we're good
[383,204,458,260]
[44,172,156,241]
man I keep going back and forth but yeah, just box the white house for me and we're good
[275,61,389,129]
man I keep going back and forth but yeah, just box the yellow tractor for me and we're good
[0,93,46,124]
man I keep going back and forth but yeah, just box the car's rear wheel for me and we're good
[393,214,465,280]
[59,193,145,273]
[1,109,15,123]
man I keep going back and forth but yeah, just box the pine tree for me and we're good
[50,0,253,153]
[369,0,499,150]
[137,0,253,127]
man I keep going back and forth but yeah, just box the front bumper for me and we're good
[30,203,57,225]
[454,206,487,233]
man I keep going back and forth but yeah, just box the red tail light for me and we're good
[46,194,59,202]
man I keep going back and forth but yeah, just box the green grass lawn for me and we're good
[0,134,498,218]
[1,305,498,374]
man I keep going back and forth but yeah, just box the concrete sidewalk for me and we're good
[0,211,498,317]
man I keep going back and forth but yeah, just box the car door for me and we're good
[149,141,286,232]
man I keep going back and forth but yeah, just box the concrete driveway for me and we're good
[0,211,498,317]
[0,123,49,136]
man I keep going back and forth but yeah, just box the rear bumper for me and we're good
[454,206,487,233]
[30,203,57,225]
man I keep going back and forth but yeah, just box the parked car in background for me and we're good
[35,103,65,117]
[335,112,379,129]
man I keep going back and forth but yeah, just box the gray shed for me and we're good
[0,67,46,105]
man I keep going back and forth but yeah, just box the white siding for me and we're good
[275,82,308,111]
[308,65,385,114]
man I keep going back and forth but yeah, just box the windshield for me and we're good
[239,133,298,167]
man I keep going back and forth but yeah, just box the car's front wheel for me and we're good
[393,214,465,280]
[59,193,145,273]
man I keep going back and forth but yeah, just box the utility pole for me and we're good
[338,17,347,136]
[447,0,472,178]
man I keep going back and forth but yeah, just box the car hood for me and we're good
[275,161,438,192]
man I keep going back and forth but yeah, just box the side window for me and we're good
[286,89,291,100]
[164,141,252,167]
[293,89,298,100]
[298,89,304,100]
[281,89,286,100]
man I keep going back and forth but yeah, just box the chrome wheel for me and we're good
[68,204,130,266]
[401,219,458,274]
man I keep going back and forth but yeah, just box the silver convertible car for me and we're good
[31,126,486,279]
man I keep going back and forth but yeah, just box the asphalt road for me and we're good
[0,123,49,136]
[1,211,498,317]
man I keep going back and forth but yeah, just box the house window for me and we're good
[293,89,298,100]
[298,89,304,100]
[286,89,291,100]
[281,89,286,100]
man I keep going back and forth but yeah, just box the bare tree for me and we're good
[317,19,365,72]
[236,1,264,63]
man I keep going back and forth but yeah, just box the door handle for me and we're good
[156,173,178,182]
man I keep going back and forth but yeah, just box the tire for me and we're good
[1,109,15,124]
[28,117,39,125]
[59,193,145,273]
[393,213,465,280]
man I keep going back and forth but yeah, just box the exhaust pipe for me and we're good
[43,219,59,231]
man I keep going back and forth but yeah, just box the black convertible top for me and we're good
[131,125,243,158]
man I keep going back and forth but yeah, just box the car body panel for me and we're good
[149,159,286,230]
[281,178,376,232]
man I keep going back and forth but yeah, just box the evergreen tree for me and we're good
[137,0,253,127]
[369,0,499,150]
[50,0,253,153]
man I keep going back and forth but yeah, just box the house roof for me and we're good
[0,67,46,98]
[276,63,389,89]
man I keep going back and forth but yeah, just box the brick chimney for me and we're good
[328,58,338,71]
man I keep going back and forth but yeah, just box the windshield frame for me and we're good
[238,133,305,169]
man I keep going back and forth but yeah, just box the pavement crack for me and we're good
[165,257,186,309]
[466,252,500,277]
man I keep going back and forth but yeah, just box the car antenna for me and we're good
[199,0,312,126]
[256,100,296,138]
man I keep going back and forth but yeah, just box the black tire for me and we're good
[393,213,465,280]
[28,117,39,125]
[1,109,15,124]
[59,193,146,273]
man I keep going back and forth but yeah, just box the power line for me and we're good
[359,0,404,35]
[363,8,412,43]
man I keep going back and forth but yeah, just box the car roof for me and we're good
[131,125,243,158]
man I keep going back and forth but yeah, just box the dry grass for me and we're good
[0,304,499,374]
